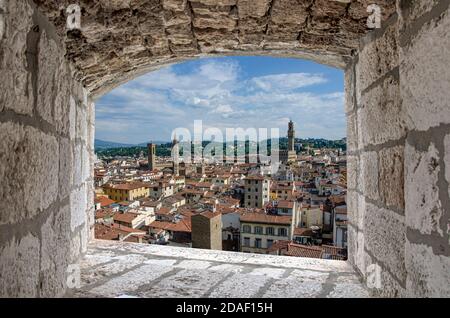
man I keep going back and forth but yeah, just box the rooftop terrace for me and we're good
[71,240,369,298]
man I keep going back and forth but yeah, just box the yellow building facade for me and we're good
[103,182,150,202]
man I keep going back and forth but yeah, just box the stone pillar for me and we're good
[0,0,94,297]
[398,0,450,297]
[346,0,450,297]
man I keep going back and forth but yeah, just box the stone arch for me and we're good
[33,0,397,98]
[0,0,449,298]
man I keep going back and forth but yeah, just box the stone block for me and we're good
[445,134,450,199]
[364,202,406,282]
[37,30,60,125]
[70,183,87,232]
[346,155,358,190]
[69,230,81,264]
[0,234,40,297]
[399,0,441,32]
[53,64,71,135]
[40,205,71,297]
[357,75,407,148]
[405,240,450,297]
[59,137,73,200]
[347,223,357,266]
[356,192,366,230]
[73,143,83,186]
[162,0,188,12]
[363,252,407,298]
[379,145,405,211]
[344,65,355,113]
[0,122,59,225]
[347,190,365,230]
[355,230,366,276]
[238,0,271,18]
[400,7,450,131]
[357,21,399,91]
[405,142,444,236]
[0,0,34,115]
[80,223,88,254]
[346,111,358,151]
[82,145,91,183]
[87,101,95,127]
[76,104,88,143]
[359,151,379,201]
[0,10,4,43]
[88,124,95,152]
[69,96,76,140]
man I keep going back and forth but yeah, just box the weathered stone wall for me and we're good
[1,0,449,298]
[0,0,94,297]
[346,0,450,297]
[31,0,397,98]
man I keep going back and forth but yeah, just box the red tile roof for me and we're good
[293,227,313,236]
[240,213,291,225]
[285,243,323,258]
[95,223,146,241]
[103,182,149,191]
[277,200,294,209]
[267,240,290,253]
[113,212,139,224]
[95,196,115,207]
[196,211,221,219]
[149,219,191,233]
[95,208,115,220]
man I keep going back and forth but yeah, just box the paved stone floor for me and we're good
[72,239,369,298]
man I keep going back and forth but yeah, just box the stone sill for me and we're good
[72,239,369,298]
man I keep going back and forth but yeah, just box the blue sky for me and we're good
[96,56,345,144]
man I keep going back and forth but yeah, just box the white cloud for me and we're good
[248,73,327,92]
[96,59,345,143]
[212,104,233,114]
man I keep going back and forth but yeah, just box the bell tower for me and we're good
[288,120,295,152]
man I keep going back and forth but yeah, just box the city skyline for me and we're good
[96,56,345,144]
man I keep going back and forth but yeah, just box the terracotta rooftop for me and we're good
[294,227,314,237]
[95,224,146,241]
[245,175,266,181]
[240,213,291,225]
[196,211,221,219]
[277,200,295,209]
[103,182,149,191]
[95,208,115,220]
[113,212,139,224]
[285,244,323,259]
[149,219,192,233]
[156,207,172,215]
[95,196,115,207]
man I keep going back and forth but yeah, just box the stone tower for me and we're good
[172,137,179,176]
[191,212,222,250]
[147,143,156,171]
[288,120,295,152]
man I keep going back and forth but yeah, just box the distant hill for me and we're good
[136,141,169,147]
[95,137,346,158]
[95,139,168,150]
[94,139,135,149]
